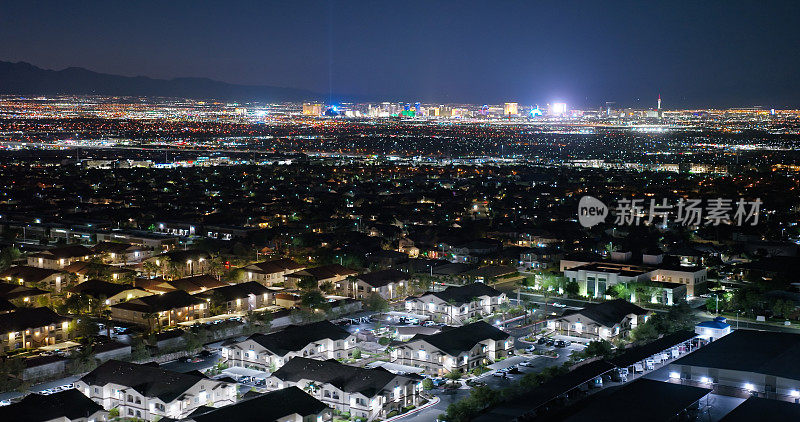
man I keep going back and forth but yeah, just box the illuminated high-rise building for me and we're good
[302,103,323,116]
[504,102,519,116]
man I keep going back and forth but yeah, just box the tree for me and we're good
[0,247,21,271]
[584,340,613,358]
[130,340,150,361]
[143,312,160,334]
[363,292,389,313]
[64,293,91,315]
[300,290,329,310]
[208,291,228,316]
[0,357,24,391]
[422,378,434,390]
[564,281,580,297]
[444,369,463,382]
[319,281,335,294]
[296,276,319,292]
[70,317,99,342]
[352,348,361,359]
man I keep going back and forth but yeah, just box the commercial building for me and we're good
[670,330,800,401]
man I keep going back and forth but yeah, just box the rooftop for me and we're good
[672,329,800,382]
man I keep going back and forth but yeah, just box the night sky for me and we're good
[1,1,798,108]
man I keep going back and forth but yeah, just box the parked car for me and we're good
[537,337,547,345]
[551,302,567,308]
[546,338,556,347]
[519,360,535,367]
[422,320,436,327]
[525,345,536,353]
[554,340,567,348]
[466,379,487,387]
[492,371,505,377]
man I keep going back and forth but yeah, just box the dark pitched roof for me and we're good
[159,249,211,262]
[411,321,510,356]
[168,274,228,293]
[199,281,269,302]
[0,265,63,283]
[286,264,358,281]
[357,269,408,288]
[38,245,93,259]
[188,386,328,422]
[81,360,228,403]
[547,379,711,422]
[719,397,800,422]
[272,357,407,397]
[0,298,15,313]
[0,389,104,421]
[672,329,800,382]
[245,320,350,356]
[0,307,69,333]
[0,282,49,300]
[424,282,502,305]
[69,279,143,298]
[92,241,141,254]
[246,258,304,273]
[558,299,648,327]
[110,290,204,313]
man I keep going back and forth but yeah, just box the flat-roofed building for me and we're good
[670,330,800,401]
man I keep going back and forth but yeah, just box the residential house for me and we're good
[0,388,108,422]
[266,357,421,421]
[182,386,331,422]
[0,307,71,352]
[0,282,50,307]
[197,281,273,314]
[404,282,507,324]
[240,259,305,286]
[284,264,358,290]
[27,245,95,269]
[92,241,152,264]
[0,265,68,293]
[147,250,212,279]
[346,269,408,299]
[223,320,355,372]
[63,261,137,284]
[76,360,236,421]
[391,321,513,375]
[168,274,228,294]
[547,299,649,340]
[69,279,150,306]
[108,290,207,328]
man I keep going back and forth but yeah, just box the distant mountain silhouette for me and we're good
[0,61,324,102]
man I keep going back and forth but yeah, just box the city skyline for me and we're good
[1,1,799,107]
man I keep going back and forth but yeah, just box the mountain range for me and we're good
[0,61,324,102]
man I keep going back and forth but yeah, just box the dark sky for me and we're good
[1,1,798,107]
